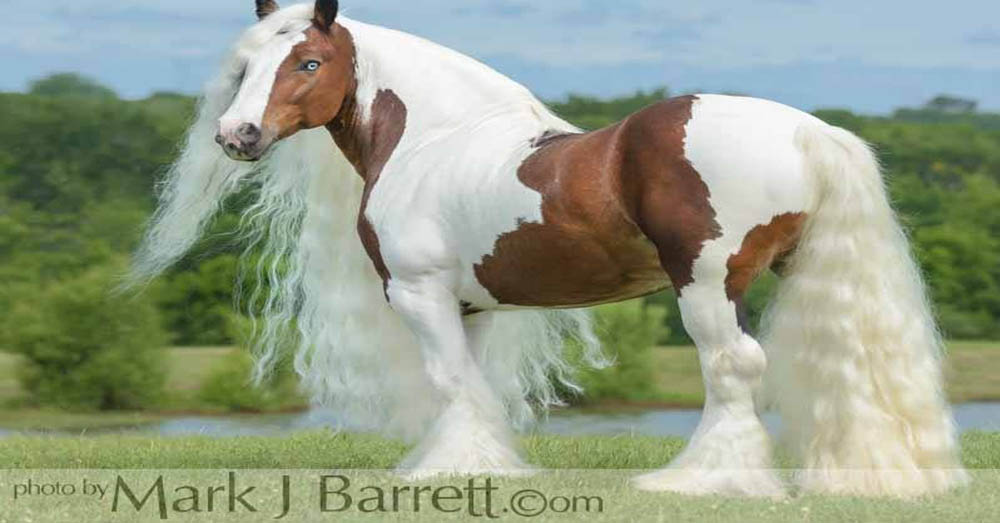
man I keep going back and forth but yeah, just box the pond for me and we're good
[3,402,999,439]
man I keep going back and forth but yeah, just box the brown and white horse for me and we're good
[129,0,967,497]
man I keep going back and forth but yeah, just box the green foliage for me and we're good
[196,313,301,412]
[548,88,669,130]
[197,349,301,412]
[158,255,241,346]
[2,75,999,350]
[28,73,117,100]
[3,263,167,410]
[567,300,670,404]
[0,91,172,212]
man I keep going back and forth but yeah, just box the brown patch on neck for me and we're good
[724,212,808,302]
[327,90,408,296]
[329,90,407,183]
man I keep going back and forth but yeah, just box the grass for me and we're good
[1,341,999,430]
[642,340,1000,409]
[0,351,21,404]
[647,347,705,407]
[944,340,1000,405]
[5,431,997,471]
[0,347,308,431]
[3,344,999,520]
[1,432,999,522]
[163,346,236,394]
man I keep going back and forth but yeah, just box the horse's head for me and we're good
[216,0,354,161]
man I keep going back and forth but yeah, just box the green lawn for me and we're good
[163,346,238,394]
[1,342,999,430]
[3,346,999,521]
[2,432,998,522]
[645,340,1000,408]
[4,431,997,470]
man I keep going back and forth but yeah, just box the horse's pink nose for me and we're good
[216,122,263,159]
[236,123,261,145]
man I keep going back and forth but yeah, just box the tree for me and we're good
[28,73,117,99]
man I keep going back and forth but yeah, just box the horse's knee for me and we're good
[701,334,767,403]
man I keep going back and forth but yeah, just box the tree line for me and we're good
[2,74,998,352]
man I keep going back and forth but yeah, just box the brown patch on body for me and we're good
[328,89,408,296]
[474,96,722,307]
[725,212,808,302]
[624,96,722,291]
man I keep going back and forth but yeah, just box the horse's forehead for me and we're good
[238,21,312,63]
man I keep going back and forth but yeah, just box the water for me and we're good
[541,402,1000,437]
[4,402,999,438]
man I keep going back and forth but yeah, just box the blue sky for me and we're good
[3,0,998,113]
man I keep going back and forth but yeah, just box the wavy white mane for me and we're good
[128,4,601,439]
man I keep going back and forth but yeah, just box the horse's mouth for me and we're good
[219,141,273,162]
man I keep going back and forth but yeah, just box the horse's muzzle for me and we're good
[216,123,270,162]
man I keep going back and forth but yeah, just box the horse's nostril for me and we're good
[214,134,225,145]
[236,123,261,143]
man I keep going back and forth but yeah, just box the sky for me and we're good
[3,0,998,114]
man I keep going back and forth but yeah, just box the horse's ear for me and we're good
[255,0,279,20]
[313,0,339,31]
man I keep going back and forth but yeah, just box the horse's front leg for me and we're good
[386,277,528,479]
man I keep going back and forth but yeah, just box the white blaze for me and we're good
[218,32,306,139]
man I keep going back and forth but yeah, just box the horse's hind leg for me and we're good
[387,279,527,479]
[633,270,784,497]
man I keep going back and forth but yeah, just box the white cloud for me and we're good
[3,0,998,111]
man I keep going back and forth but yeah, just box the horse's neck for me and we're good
[340,18,574,166]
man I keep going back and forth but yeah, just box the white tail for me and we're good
[761,124,968,496]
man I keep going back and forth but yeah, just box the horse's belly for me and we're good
[462,222,668,309]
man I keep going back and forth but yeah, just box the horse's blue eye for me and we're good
[302,60,320,71]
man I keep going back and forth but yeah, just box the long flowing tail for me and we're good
[760,123,968,496]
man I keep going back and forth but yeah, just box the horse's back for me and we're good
[625,94,817,215]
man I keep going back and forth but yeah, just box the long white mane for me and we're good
[128,5,602,439]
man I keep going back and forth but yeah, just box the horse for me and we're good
[127,0,967,497]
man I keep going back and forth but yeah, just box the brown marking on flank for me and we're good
[474,96,721,307]
[724,212,808,302]
[623,96,721,292]
[328,88,408,297]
